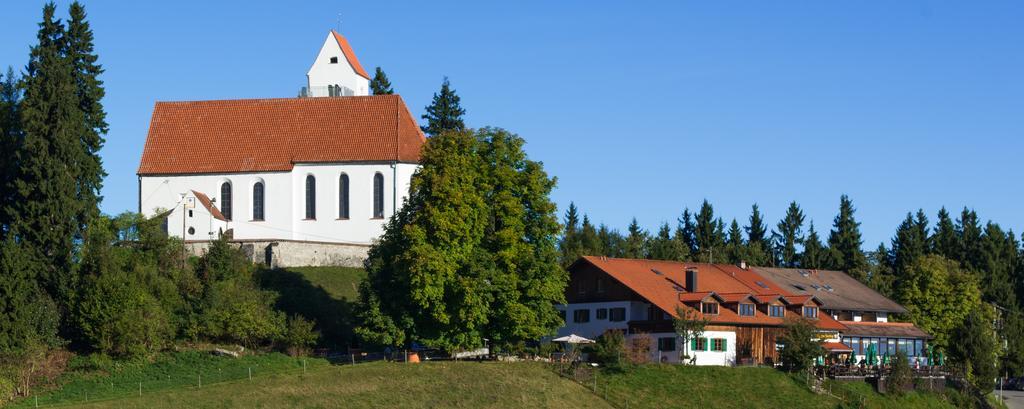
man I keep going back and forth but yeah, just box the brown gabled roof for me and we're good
[331,30,370,79]
[840,321,931,339]
[576,256,847,331]
[752,267,908,313]
[137,95,425,175]
[192,190,226,221]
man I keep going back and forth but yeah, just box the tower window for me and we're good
[338,174,350,219]
[329,56,338,64]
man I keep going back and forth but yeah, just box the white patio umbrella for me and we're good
[552,334,595,344]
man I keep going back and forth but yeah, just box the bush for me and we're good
[887,350,912,396]
[778,317,825,372]
[283,315,319,356]
[76,269,174,358]
[591,330,626,370]
[626,333,651,364]
[199,280,286,347]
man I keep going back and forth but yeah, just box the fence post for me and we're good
[34,396,38,408]
[351,354,355,365]
[199,374,202,388]
[138,382,142,396]
[249,367,252,381]
[303,359,307,373]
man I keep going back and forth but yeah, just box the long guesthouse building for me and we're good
[557,256,930,366]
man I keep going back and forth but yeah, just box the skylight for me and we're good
[755,281,770,289]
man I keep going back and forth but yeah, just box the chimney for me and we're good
[739,260,748,270]
[685,267,698,292]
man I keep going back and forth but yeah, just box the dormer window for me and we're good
[769,305,785,317]
[329,56,339,64]
[803,306,819,319]
[701,302,719,315]
[739,303,755,317]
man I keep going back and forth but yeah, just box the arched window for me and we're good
[338,174,350,219]
[252,182,265,221]
[305,175,316,219]
[220,182,232,221]
[373,173,384,219]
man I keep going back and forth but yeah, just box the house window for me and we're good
[701,302,719,315]
[711,338,726,352]
[573,309,590,323]
[691,337,708,351]
[803,306,818,319]
[596,308,608,320]
[373,173,385,218]
[329,56,338,64]
[338,174,350,219]
[609,307,626,322]
[220,182,232,221]
[658,337,676,352]
[769,305,785,317]
[252,182,264,221]
[596,278,606,294]
[577,281,586,296]
[305,175,316,219]
[739,303,755,316]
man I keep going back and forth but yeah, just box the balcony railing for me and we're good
[299,85,355,98]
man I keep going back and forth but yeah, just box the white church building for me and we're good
[137,31,425,267]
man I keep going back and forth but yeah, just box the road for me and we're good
[1001,390,1024,409]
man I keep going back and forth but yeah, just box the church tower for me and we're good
[304,30,370,97]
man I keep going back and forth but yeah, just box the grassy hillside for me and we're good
[255,266,366,348]
[24,361,610,409]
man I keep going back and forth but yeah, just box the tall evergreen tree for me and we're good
[694,200,725,263]
[932,207,958,261]
[558,202,581,266]
[597,224,624,258]
[826,195,868,281]
[957,208,984,271]
[648,222,686,261]
[11,3,86,303]
[773,202,805,267]
[725,219,746,264]
[578,215,600,258]
[623,218,647,259]
[0,67,22,235]
[369,66,393,95]
[801,222,826,269]
[67,1,107,232]
[744,204,771,266]
[420,77,465,136]
[676,208,697,257]
[979,223,1018,310]
[891,210,929,291]
[868,242,895,298]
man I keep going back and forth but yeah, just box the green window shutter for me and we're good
[705,337,710,351]
[691,338,697,350]
[722,339,727,352]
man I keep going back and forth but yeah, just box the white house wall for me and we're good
[306,33,369,96]
[139,162,418,245]
[641,330,737,366]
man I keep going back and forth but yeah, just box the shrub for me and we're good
[199,280,286,347]
[626,333,651,364]
[283,315,319,356]
[591,330,626,371]
[76,269,174,358]
[778,317,825,372]
[887,350,912,396]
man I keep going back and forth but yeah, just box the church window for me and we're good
[373,173,384,219]
[339,174,350,219]
[305,175,316,219]
[252,182,265,221]
[220,182,232,221]
[329,56,338,64]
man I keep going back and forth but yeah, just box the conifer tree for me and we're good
[369,66,394,95]
[957,208,984,271]
[744,204,771,266]
[979,223,1018,310]
[676,209,697,257]
[0,67,21,234]
[801,222,826,269]
[649,222,686,261]
[578,215,600,258]
[694,200,725,263]
[559,202,581,266]
[726,219,746,264]
[773,202,805,267]
[67,1,107,231]
[891,210,929,290]
[868,243,895,298]
[421,77,465,136]
[597,224,623,258]
[624,218,647,259]
[12,3,86,302]
[826,195,868,281]
[933,207,958,261]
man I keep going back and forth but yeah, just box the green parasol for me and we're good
[847,351,857,365]
[937,350,944,366]
[927,344,934,366]
[881,352,889,366]
[866,343,877,366]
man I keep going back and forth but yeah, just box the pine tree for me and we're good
[624,218,647,258]
[369,66,394,95]
[933,207,958,261]
[801,222,826,269]
[0,67,22,235]
[744,204,771,266]
[694,200,725,263]
[773,202,805,267]
[726,219,745,264]
[597,224,623,258]
[826,195,868,281]
[648,222,686,261]
[11,3,86,302]
[957,208,984,271]
[578,215,600,257]
[868,242,895,298]
[558,202,581,266]
[420,77,465,136]
[67,1,107,231]
[676,209,697,257]
[891,210,929,291]
[979,223,1018,310]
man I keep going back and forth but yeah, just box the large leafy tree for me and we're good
[744,204,771,266]
[356,128,564,351]
[897,255,980,349]
[694,200,725,263]
[369,66,394,95]
[826,195,868,281]
[420,77,465,136]
[773,201,805,268]
[778,317,825,372]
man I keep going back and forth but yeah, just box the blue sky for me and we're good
[2,1,1022,248]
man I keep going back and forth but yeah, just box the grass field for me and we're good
[255,266,367,348]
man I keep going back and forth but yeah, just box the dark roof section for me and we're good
[840,321,931,339]
[751,267,908,314]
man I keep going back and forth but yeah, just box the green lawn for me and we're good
[255,266,367,348]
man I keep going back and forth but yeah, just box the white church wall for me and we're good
[306,32,369,96]
[140,162,417,245]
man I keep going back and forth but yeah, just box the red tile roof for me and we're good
[331,30,370,79]
[577,256,847,331]
[192,190,226,221]
[137,95,425,175]
[823,342,853,352]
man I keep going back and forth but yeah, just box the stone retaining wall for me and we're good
[185,240,370,268]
